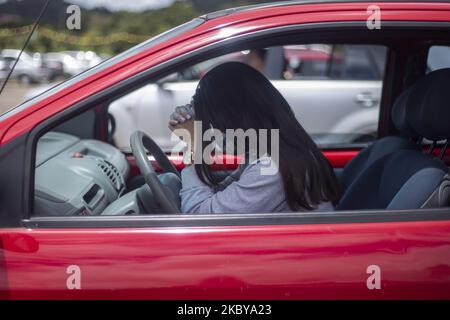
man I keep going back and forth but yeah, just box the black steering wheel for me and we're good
[130,131,181,213]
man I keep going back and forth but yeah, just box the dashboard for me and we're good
[34,132,130,216]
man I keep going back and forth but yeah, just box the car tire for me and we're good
[19,74,32,86]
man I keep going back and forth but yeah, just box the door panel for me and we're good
[2,220,450,299]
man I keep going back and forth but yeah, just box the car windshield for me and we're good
[0,18,203,121]
[0,0,242,118]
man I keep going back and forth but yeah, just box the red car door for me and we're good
[2,213,450,299]
[2,1,450,301]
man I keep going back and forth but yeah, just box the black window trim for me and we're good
[23,208,450,229]
[20,20,450,229]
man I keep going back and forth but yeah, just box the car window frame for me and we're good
[18,21,450,228]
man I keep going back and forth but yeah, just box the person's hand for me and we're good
[168,104,195,146]
[168,104,194,126]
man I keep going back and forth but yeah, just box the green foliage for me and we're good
[0,0,280,54]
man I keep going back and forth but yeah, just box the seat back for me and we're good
[338,150,449,210]
[339,86,419,192]
[338,68,450,210]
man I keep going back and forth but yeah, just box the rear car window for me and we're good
[282,45,386,81]
[427,45,450,72]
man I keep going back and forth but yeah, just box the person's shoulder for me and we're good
[247,154,273,166]
[241,155,281,181]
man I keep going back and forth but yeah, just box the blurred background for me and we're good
[0,0,283,113]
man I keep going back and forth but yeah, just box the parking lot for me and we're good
[1,48,105,116]
[0,81,42,114]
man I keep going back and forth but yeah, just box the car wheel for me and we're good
[19,74,32,86]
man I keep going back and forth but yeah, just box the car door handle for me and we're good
[355,92,378,108]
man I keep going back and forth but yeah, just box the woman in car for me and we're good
[169,62,339,213]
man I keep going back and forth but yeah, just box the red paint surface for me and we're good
[2,220,450,299]
[323,150,359,168]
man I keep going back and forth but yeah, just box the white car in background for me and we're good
[42,52,86,77]
[0,49,51,84]
[64,51,103,69]
[42,51,103,77]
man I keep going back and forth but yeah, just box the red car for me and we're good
[1,1,450,300]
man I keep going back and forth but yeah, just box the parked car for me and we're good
[0,49,51,85]
[0,57,11,80]
[36,53,65,81]
[64,50,103,70]
[42,52,87,77]
[1,0,450,300]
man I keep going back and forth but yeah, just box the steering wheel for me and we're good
[130,131,181,213]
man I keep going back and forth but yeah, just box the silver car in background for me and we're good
[0,49,51,85]
[42,51,104,77]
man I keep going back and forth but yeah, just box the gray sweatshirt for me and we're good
[180,156,334,214]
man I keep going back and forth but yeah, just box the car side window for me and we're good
[110,44,387,151]
[427,45,450,72]
[282,45,386,81]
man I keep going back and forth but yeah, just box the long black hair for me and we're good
[192,62,340,210]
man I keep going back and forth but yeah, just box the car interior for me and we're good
[31,32,450,218]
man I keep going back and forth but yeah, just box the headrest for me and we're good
[407,68,450,141]
[391,86,418,138]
